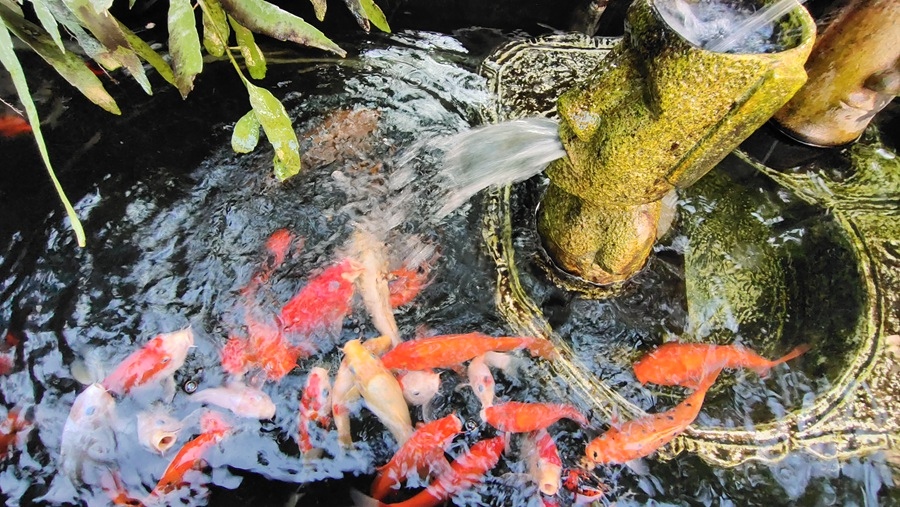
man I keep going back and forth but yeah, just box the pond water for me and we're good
[0,29,897,506]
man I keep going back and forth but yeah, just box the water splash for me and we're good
[428,118,565,219]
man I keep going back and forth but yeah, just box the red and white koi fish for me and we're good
[522,429,562,496]
[353,435,506,507]
[136,409,182,455]
[190,382,276,419]
[562,469,606,505]
[380,333,556,371]
[298,366,333,456]
[584,369,720,465]
[633,342,809,389]
[60,384,119,483]
[343,339,413,445]
[397,370,441,407]
[279,259,362,337]
[369,413,463,500]
[0,408,30,460]
[147,411,231,499]
[483,401,588,433]
[351,229,401,346]
[101,328,194,396]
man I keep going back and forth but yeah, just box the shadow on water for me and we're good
[0,29,897,506]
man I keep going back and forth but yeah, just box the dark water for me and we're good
[1,30,897,506]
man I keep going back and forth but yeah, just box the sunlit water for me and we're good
[0,30,896,506]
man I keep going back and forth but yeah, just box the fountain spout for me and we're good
[537,0,815,285]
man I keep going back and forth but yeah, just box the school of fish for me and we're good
[15,227,811,506]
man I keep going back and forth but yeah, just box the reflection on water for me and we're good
[0,31,897,506]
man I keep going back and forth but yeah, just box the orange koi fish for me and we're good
[147,411,231,499]
[379,333,556,371]
[0,408,30,460]
[221,314,306,381]
[279,259,361,337]
[562,469,606,505]
[101,328,194,395]
[370,413,462,500]
[241,228,299,294]
[633,342,809,389]
[0,355,11,376]
[483,401,588,433]
[584,370,720,465]
[523,429,562,496]
[297,366,333,455]
[0,114,31,138]
[354,435,506,507]
[99,470,145,507]
[388,265,430,308]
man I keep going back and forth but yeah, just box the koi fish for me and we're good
[465,355,495,412]
[351,229,401,346]
[633,342,809,389]
[343,339,414,445]
[136,409,183,455]
[0,355,11,376]
[101,328,194,396]
[280,259,361,337]
[0,408,30,460]
[380,333,556,371]
[562,469,606,505]
[147,411,231,499]
[584,370,720,465]
[397,370,441,407]
[483,401,588,433]
[242,228,298,294]
[370,413,462,500]
[353,435,506,507]
[60,384,119,483]
[221,315,305,381]
[522,429,562,496]
[388,263,432,308]
[99,470,145,507]
[333,336,394,447]
[190,382,276,419]
[298,366,333,455]
[0,113,31,138]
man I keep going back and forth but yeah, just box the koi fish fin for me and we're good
[70,349,108,386]
[349,489,381,507]
[624,458,649,475]
[754,344,810,377]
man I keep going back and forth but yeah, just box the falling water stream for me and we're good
[0,19,897,507]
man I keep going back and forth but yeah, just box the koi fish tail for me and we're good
[525,338,557,359]
[350,489,384,507]
[754,344,810,377]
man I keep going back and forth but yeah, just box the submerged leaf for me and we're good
[200,0,229,57]
[31,0,64,50]
[117,20,176,87]
[359,0,390,33]
[0,17,86,246]
[232,110,260,153]
[228,15,265,80]
[244,81,301,180]
[0,3,119,114]
[219,0,345,57]
[309,0,326,22]
[61,0,152,93]
[168,0,203,98]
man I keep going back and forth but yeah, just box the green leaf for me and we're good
[200,0,229,57]
[43,0,120,70]
[231,110,260,153]
[0,17,86,247]
[343,0,369,32]
[117,20,176,87]
[167,0,203,98]
[61,0,152,93]
[244,81,301,180]
[359,0,390,33]
[309,0,326,22]
[31,0,64,50]
[0,4,120,114]
[228,15,265,80]
[219,0,345,57]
